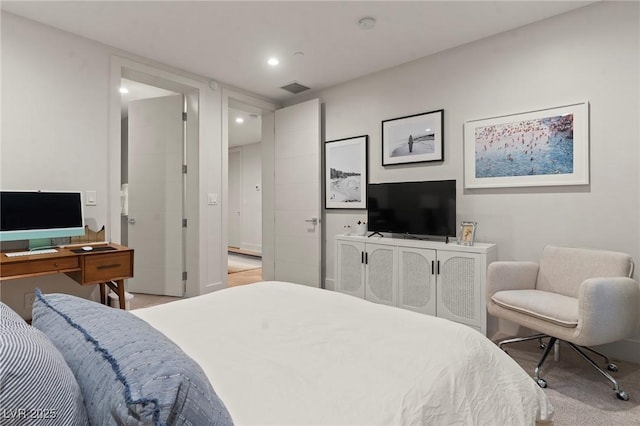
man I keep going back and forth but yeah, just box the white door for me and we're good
[127,94,184,296]
[273,99,321,287]
[228,148,242,248]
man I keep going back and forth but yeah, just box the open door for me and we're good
[127,94,184,296]
[272,98,322,287]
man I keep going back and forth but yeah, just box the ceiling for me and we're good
[1,1,594,102]
[120,78,177,118]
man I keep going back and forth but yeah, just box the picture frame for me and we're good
[325,135,368,209]
[457,222,477,246]
[464,102,589,189]
[382,109,444,166]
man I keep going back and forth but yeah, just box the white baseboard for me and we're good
[324,278,335,291]
[595,338,640,365]
[241,243,262,254]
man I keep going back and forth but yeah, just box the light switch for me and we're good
[208,193,218,205]
[86,191,97,206]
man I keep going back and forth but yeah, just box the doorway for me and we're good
[120,77,187,297]
[227,99,263,286]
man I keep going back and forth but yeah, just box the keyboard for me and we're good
[5,248,59,257]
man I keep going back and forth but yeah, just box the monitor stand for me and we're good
[367,232,383,238]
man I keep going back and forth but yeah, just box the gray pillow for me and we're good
[0,302,89,425]
[32,290,233,426]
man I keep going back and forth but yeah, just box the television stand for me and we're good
[367,232,383,238]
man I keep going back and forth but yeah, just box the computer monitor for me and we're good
[0,190,85,242]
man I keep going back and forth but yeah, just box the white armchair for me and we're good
[487,245,640,400]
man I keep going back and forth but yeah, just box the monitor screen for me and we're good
[0,191,85,242]
[367,180,456,237]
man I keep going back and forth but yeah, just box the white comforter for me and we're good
[133,281,553,425]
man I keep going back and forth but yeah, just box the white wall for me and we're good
[0,12,227,314]
[290,2,640,360]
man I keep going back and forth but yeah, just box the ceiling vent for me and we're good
[280,81,310,94]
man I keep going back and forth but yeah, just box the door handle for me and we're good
[128,218,136,225]
[305,217,319,225]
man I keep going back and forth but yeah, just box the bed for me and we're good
[6,281,553,425]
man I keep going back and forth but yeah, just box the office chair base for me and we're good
[566,342,629,401]
[497,334,629,400]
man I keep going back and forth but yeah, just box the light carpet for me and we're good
[500,337,640,425]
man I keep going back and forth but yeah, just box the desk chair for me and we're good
[487,245,639,400]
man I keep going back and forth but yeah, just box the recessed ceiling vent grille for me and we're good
[280,81,310,94]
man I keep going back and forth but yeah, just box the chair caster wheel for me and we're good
[616,390,629,401]
[607,363,619,372]
[539,343,547,350]
[536,378,547,388]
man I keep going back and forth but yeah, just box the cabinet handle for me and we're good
[437,260,441,275]
[431,260,434,275]
[361,252,364,264]
[365,252,368,264]
[97,263,121,270]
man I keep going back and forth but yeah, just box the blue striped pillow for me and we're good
[32,291,233,426]
[0,302,89,425]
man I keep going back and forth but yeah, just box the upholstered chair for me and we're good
[487,245,640,400]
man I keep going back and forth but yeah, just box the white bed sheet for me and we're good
[133,281,553,425]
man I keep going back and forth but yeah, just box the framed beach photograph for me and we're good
[457,222,477,246]
[464,102,589,189]
[325,135,368,209]
[382,109,444,166]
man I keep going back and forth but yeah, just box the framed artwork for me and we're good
[464,102,589,189]
[457,222,477,246]
[382,109,444,166]
[325,135,368,209]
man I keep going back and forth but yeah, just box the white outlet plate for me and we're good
[24,292,36,310]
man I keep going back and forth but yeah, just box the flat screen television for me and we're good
[367,180,456,237]
[0,191,85,242]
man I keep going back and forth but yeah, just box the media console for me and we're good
[335,235,496,335]
[0,243,134,310]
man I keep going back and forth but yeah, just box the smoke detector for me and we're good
[358,17,376,30]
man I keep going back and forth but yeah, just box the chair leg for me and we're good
[566,342,629,401]
[533,337,557,388]
[580,345,618,371]
[498,333,548,352]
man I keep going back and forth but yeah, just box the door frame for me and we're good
[108,56,204,296]
[221,88,279,285]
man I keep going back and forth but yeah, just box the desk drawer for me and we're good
[83,252,133,283]
[1,257,79,278]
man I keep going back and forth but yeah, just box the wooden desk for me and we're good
[0,243,134,309]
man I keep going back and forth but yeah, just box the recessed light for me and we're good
[119,87,129,94]
[267,57,279,66]
[425,128,431,132]
[235,117,244,124]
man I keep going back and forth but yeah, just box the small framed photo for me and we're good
[382,109,444,166]
[457,222,477,246]
[325,135,368,209]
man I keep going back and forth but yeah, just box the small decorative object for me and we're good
[355,221,367,236]
[382,109,444,166]
[457,222,477,246]
[464,102,589,188]
[325,135,368,209]
[343,225,352,235]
